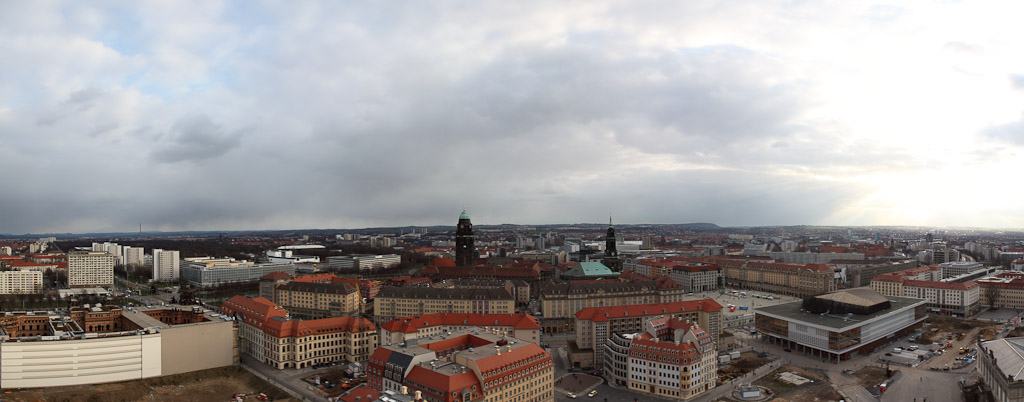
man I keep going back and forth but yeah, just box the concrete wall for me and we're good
[0,333,162,388]
[160,320,236,376]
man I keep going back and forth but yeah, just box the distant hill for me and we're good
[676,223,720,229]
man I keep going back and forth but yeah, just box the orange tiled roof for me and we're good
[260,271,293,280]
[379,313,540,334]
[575,299,722,322]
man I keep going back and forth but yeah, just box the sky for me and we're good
[3,1,1024,234]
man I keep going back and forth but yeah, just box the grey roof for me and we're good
[378,286,513,300]
[983,338,1024,381]
[755,294,925,330]
[814,287,889,307]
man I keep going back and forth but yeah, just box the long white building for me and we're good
[67,251,115,287]
[0,271,43,294]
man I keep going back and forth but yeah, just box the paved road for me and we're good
[880,369,973,402]
[240,355,326,402]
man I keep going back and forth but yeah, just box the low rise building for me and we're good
[604,316,717,400]
[540,275,685,334]
[221,296,378,369]
[978,272,1024,310]
[374,287,515,324]
[434,278,531,306]
[667,262,724,293]
[327,254,401,271]
[0,270,42,294]
[367,330,554,402]
[0,304,236,388]
[569,299,722,369]
[181,257,295,287]
[714,258,837,297]
[754,288,927,362]
[939,261,983,279]
[275,281,362,319]
[379,313,541,346]
[871,273,980,316]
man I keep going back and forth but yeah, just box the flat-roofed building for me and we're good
[327,254,401,271]
[667,262,724,292]
[0,270,42,294]
[569,299,723,369]
[754,288,927,362]
[0,304,236,389]
[940,261,983,279]
[221,296,378,369]
[434,278,531,306]
[379,313,541,345]
[67,251,115,287]
[367,330,554,402]
[152,249,180,282]
[978,272,1024,310]
[374,287,514,324]
[181,257,295,287]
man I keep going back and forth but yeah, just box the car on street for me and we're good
[567,392,577,399]
[588,390,597,397]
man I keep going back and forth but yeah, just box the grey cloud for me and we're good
[150,115,243,163]
[63,87,104,110]
[89,122,119,137]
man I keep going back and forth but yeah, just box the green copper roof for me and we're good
[609,215,613,227]
[459,208,470,220]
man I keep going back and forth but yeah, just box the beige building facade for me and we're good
[67,251,115,287]
[374,287,514,324]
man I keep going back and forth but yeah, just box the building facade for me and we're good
[615,317,717,400]
[667,263,724,293]
[871,274,980,316]
[327,254,401,271]
[275,281,362,319]
[540,276,686,333]
[713,258,837,297]
[0,270,43,294]
[379,313,541,346]
[569,299,723,369]
[180,258,295,287]
[152,249,180,282]
[221,296,378,369]
[978,338,1024,402]
[755,288,928,362]
[67,251,115,287]
[0,305,236,389]
[367,330,554,402]
[374,287,515,324]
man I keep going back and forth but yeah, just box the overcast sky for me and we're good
[3,1,1024,234]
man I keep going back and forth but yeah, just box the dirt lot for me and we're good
[718,351,776,381]
[3,366,296,402]
[753,365,843,402]
[847,366,891,388]
[921,316,1001,343]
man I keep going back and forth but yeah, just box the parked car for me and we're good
[567,392,577,399]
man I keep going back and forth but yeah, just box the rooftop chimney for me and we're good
[401,386,408,395]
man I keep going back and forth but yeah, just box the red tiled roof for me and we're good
[379,313,540,334]
[575,299,723,322]
[260,271,293,280]
[431,257,456,267]
[474,343,547,374]
[338,385,379,402]
[220,295,375,338]
[903,280,977,290]
[294,273,337,283]
[405,366,480,397]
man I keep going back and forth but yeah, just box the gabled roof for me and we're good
[293,273,337,283]
[575,299,722,322]
[983,337,1024,381]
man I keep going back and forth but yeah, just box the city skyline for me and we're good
[4,2,1024,234]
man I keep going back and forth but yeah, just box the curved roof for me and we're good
[459,208,470,220]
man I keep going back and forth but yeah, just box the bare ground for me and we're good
[753,365,843,402]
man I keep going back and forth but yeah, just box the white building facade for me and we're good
[152,249,181,282]
[67,251,115,287]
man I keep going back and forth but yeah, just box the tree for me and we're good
[986,286,1002,310]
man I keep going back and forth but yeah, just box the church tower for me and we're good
[603,216,621,271]
[455,207,475,267]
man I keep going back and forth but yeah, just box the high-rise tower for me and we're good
[455,207,476,267]
[603,216,621,271]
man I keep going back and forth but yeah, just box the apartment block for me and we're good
[0,271,43,294]
[604,317,717,400]
[67,251,115,287]
[152,249,180,282]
